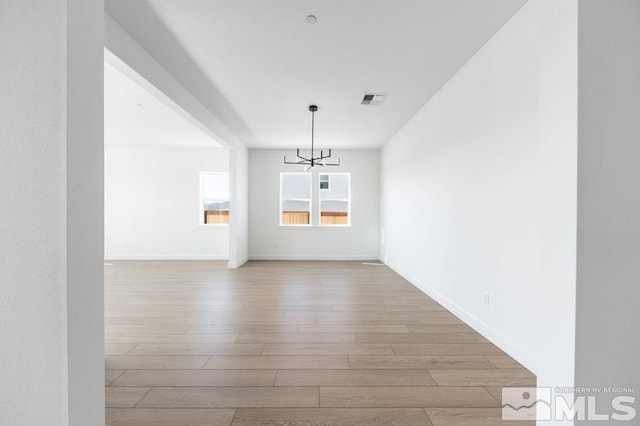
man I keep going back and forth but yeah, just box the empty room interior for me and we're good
[2,1,640,425]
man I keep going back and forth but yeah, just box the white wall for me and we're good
[536,1,578,417]
[105,146,229,259]
[381,0,578,389]
[575,0,640,420]
[229,144,250,268]
[0,0,104,424]
[249,149,380,260]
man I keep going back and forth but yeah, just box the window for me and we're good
[319,174,329,190]
[280,173,312,226]
[200,172,229,225]
[319,173,350,226]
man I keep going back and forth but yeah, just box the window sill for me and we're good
[279,225,352,229]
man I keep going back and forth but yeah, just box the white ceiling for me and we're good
[104,61,223,149]
[105,0,526,149]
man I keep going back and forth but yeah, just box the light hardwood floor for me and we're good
[105,260,535,425]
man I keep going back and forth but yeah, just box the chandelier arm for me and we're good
[297,153,312,162]
[324,156,341,166]
[295,148,313,162]
[284,155,310,164]
[285,159,312,165]
[318,149,333,160]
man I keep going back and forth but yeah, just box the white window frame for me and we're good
[199,171,230,227]
[279,172,312,227]
[318,172,351,227]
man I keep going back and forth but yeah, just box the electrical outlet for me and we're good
[483,293,490,306]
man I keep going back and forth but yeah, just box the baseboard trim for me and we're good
[228,256,249,269]
[384,260,538,375]
[105,254,228,261]
[249,255,381,261]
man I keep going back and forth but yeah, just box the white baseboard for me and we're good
[227,256,249,269]
[384,260,538,375]
[105,254,228,260]
[249,254,381,261]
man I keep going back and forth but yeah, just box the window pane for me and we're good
[319,174,329,190]
[281,173,311,225]
[201,172,230,225]
[320,173,350,226]
[202,173,229,199]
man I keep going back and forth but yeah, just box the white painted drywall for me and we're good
[229,144,249,268]
[105,146,229,259]
[382,0,578,388]
[536,1,578,419]
[0,0,104,424]
[66,2,105,424]
[249,149,380,260]
[575,0,640,420]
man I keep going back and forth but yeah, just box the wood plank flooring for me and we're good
[105,260,535,425]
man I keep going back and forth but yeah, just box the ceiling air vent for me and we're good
[361,93,385,105]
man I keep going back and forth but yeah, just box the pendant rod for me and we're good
[310,105,317,167]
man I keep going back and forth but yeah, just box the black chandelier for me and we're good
[284,105,340,171]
